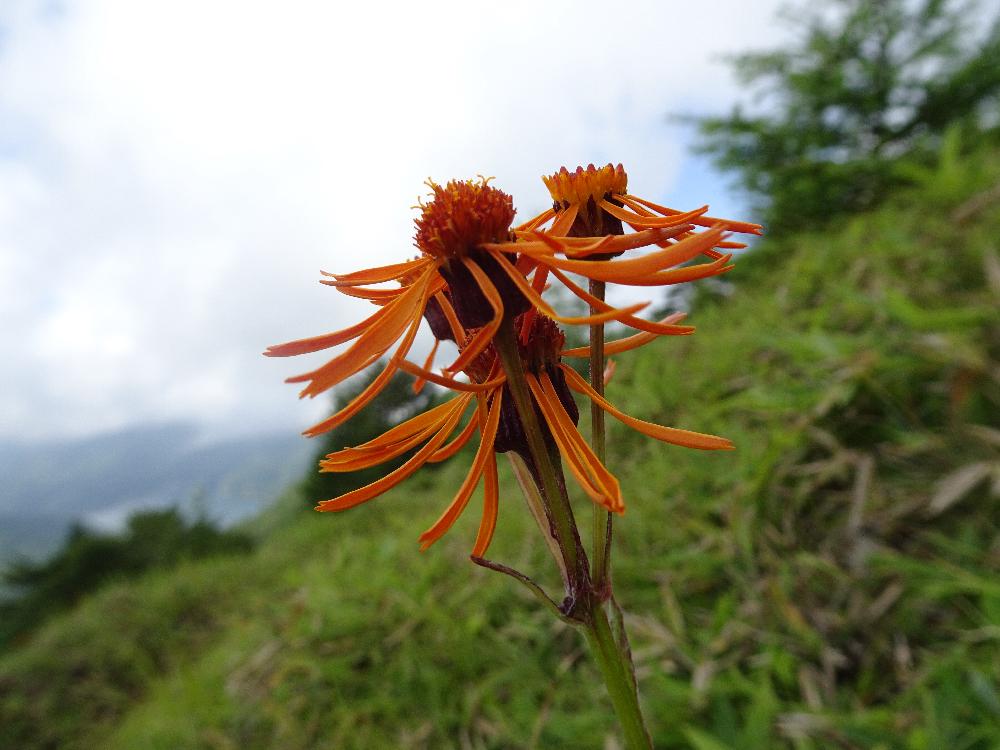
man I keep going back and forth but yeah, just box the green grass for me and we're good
[2,145,998,749]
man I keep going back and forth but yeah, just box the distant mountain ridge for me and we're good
[0,423,313,565]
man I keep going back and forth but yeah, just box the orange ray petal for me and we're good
[526,373,623,513]
[321,258,432,286]
[599,199,709,229]
[620,194,763,235]
[428,404,481,463]
[316,400,466,511]
[537,372,623,512]
[603,358,617,386]
[264,302,394,357]
[325,284,405,303]
[443,258,504,374]
[656,228,742,256]
[325,395,469,457]
[561,313,690,357]
[418,390,503,549]
[537,227,727,282]
[300,298,428,437]
[302,361,396,438]
[547,268,696,336]
[412,338,440,394]
[320,421,446,472]
[514,207,555,233]
[519,224,693,261]
[560,364,734,450]
[292,272,432,397]
[486,225,686,260]
[492,252,651,326]
[434,291,466,344]
[518,265,551,344]
[471,455,499,557]
[515,254,540,275]
[547,202,579,237]
[531,264,551,294]
[322,397,474,472]
[397,358,504,392]
[625,256,734,286]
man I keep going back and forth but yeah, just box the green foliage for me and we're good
[691,0,1000,234]
[0,552,279,750]
[2,146,999,748]
[0,508,253,651]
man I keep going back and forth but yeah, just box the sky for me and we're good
[0,0,786,443]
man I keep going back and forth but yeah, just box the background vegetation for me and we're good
[691,0,1000,234]
[0,508,254,651]
[1,0,998,747]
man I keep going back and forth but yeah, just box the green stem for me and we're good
[493,316,586,590]
[583,598,652,749]
[589,280,612,591]
[494,314,651,747]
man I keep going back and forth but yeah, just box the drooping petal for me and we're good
[527,373,623,513]
[264,302,395,357]
[471,455,499,557]
[619,194,762,235]
[428,406,482,463]
[316,399,467,511]
[548,268,695,336]
[442,258,505,374]
[497,225,691,261]
[546,201,579,237]
[324,395,469,459]
[326,284,408,303]
[517,264,553,344]
[434,291,465,343]
[418,390,504,549]
[623,255,734,286]
[599,199,709,229]
[397,358,504,392]
[603,359,617,386]
[491,252,651,326]
[412,338,440,394]
[533,227,728,282]
[290,270,433,398]
[514,207,555,233]
[320,421,447,472]
[560,364,734,450]
[300,295,428,437]
[321,257,432,286]
[561,313,690,357]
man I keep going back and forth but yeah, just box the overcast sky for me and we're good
[0,0,786,443]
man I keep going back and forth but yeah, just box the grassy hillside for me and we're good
[2,146,998,749]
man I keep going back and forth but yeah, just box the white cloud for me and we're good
[0,0,784,441]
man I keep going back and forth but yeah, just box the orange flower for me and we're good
[527,163,762,245]
[263,178,514,438]
[508,164,762,342]
[265,176,700,438]
[314,314,731,556]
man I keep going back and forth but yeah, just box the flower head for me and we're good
[542,163,629,239]
[264,179,518,438]
[414,178,515,260]
[543,163,628,208]
[415,178,530,329]
[529,162,762,243]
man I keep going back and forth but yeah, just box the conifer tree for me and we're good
[692,0,1000,233]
